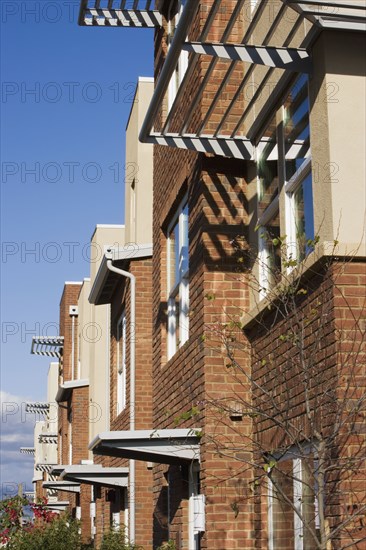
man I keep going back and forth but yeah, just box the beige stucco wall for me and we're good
[89,225,125,284]
[310,31,366,253]
[87,225,128,454]
[47,362,59,438]
[77,278,92,381]
[125,77,154,245]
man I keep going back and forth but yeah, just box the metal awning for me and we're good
[90,428,201,465]
[55,379,89,403]
[31,336,64,358]
[59,465,129,488]
[283,1,366,31]
[89,244,153,305]
[35,463,57,473]
[78,0,162,27]
[20,447,35,455]
[50,465,70,476]
[43,481,81,494]
[25,402,50,415]
[138,0,366,159]
[78,0,366,160]
[42,501,69,512]
[39,434,58,444]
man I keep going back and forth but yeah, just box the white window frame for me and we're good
[285,156,313,266]
[258,195,280,297]
[116,311,127,415]
[188,463,201,550]
[257,76,313,296]
[167,198,189,359]
[267,448,319,550]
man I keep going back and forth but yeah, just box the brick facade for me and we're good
[94,258,154,548]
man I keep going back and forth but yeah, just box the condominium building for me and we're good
[25,1,365,548]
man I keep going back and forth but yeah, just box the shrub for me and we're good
[5,515,83,550]
[100,527,143,550]
[156,541,176,550]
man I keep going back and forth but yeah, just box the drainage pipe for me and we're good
[106,259,136,543]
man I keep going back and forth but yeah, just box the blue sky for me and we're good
[1,0,153,497]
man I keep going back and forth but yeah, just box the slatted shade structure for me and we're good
[78,0,366,159]
[31,336,64,358]
[38,433,58,444]
[78,0,162,27]
[35,463,56,473]
[25,402,50,415]
[138,0,366,159]
[20,447,35,455]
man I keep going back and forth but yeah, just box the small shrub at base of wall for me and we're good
[100,528,144,550]
[5,515,89,550]
[156,541,177,550]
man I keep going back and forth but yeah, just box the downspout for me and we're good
[71,315,75,380]
[106,304,110,432]
[106,259,136,543]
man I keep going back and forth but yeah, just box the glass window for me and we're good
[259,209,282,291]
[167,200,189,359]
[292,171,314,261]
[284,74,311,181]
[116,312,126,415]
[257,75,314,295]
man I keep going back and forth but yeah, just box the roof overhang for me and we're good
[42,501,69,512]
[78,0,162,28]
[43,481,81,494]
[89,243,153,305]
[59,465,129,488]
[283,1,366,31]
[89,428,201,465]
[31,336,63,358]
[32,472,43,483]
[55,379,89,403]
[50,465,70,476]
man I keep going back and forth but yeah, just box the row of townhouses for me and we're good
[22,1,365,549]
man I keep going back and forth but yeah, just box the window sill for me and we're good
[242,240,366,331]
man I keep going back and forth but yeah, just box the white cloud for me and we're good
[0,390,36,499]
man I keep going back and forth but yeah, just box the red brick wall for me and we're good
[246,259,366,548]
[153,88,254,547]
[95,258,154,548]
[58,283,92,544]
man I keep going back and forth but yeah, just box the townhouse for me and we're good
[24,1,365,548]
[78,0,365,548]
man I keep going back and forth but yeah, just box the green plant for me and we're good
[6,514,83,550]
[100,527,143,550]
[0,495,29,545]
[156,540,176,550]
